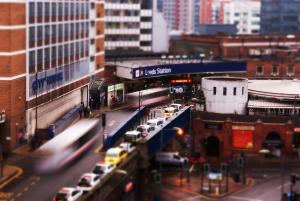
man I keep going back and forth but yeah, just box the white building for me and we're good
[152,12,169,53]
[202,77,248,114]
[223,0,261,34]
[104,0,153,52]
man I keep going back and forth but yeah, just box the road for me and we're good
[0,109,134,201]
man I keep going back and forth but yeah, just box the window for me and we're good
[213,87,216,95]
[29,2,35,20]
[37,2,43,17]
[51,3,56,17]
[272,65,278,75]
[242,87,244,95]
[287,65,294,75]
[29,27,35,43]
[223,87,227,96]
[233,87,237,96]
[256,65,264,75]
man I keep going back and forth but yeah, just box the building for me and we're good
[200,0,213,24]
[222,0,261,34]
[104,0,153,52]
[261,0,300,34]
[202,77,248,114]
[0,0,105,151]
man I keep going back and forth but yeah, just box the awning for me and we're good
[90,80,105,92]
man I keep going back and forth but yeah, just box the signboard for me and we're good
[232,130,254,149]
[208,172,222,180]
[132,61,246,79]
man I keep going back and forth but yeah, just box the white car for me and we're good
[136,124,155,137]
[76,173,101,193]
[170,103,183,111]
[119,142,136,153]
[124,130,143,142]
[147,119,164,128]
[53,187,83,201]
[92,162,116,178]
[156,117,168,123]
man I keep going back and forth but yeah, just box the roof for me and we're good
[248,80,300,100]
[125,130,141,135]
[106,147,122,154]
[248,99,300,109]
[38,119,99,153]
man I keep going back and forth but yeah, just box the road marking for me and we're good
[30,181,36,186]
[15,192,22,198]
[23,187,29,192]
[179,195,204,201]
[229,195,263,201]
[276,182,290,189]
[108,120,116,127]
[0,166,23,189]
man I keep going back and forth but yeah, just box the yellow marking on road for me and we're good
[30,181,36,186]
[15,192,22,198]
[0,192,14,199]
[94,146,103,154]
[9,199,15,201]
[0,167,23,189]
[23,187,29,192]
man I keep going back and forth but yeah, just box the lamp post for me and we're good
[0,110,6,178]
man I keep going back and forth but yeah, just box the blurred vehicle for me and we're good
[119,142,135,153]
[156,117,167,123]
[92,162,116,178]
[124,130,142,142]
[76,173,101,193]
[136,124,155,137]
[126,87,170,109]
[170,103,183,111]
[164,107,178,119]
[105,147,128,165]
[36,119,101,173]
[155,152,188,167]
[53,187,82,201]
[146,118,164,128]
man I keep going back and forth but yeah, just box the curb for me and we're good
[0,165,23,189]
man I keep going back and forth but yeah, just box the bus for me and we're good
[35,119,101,173]
[126,87,170,109]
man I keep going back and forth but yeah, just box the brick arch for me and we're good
[205,135,220,157]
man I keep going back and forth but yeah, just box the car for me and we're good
[53,187,83,201]
[136,124,155,137]
[170,103,183,111]
[155,152,189,167]
[76,173,101,193]
[92,162,116,178]
[147,118,164,128]
[124,130,143,142]
[119,142,135,153]
[164,107,178,119]
[156,117,168,123]
[105,147,128,165]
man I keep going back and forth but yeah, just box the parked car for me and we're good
[92,162,116,178]
[53,187,83,201]
[119,142,135,153]
[136,124,155,137]
[155,152,188,167]
[76,173,101,193]
[147,118,164,128]
[105,147,128,165]
[170,103,183,111]
[124,130,143,142]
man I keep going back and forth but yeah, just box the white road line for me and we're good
[229,196,263,201]
[179,195,203,201]
[108,120,116,127]
[276,182,290,189]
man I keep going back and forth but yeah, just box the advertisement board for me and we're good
[232,130,254,149]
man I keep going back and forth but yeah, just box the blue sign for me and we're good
[133,61,246,79]
[32,72,63,91]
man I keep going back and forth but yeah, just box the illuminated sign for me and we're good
[232,130,254,149]
[171,79,192,83]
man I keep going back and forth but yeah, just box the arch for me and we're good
[263,131,283,149]
[205,135,220,157]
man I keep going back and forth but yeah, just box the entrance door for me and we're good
[263,132,283,157]
[205,136,220,157]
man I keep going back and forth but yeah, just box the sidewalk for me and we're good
[0,165,23,189]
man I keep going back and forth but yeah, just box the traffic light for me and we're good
[102,113,106,127]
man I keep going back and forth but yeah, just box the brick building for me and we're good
[192,112,298,158]
[0,0,105,151]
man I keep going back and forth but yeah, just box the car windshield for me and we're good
[136,127,145,132]
[93,166,104,174]
[78,178,91,187]
[55,193,68,201]
[106,152,118,157]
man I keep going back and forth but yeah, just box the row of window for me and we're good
[256,65,294,75]
[29,2,90,23]
[213,86,245,96]
[106,22,139,29]
[29,40,89,73]
[105,10,139,17]
[105,35,139,41]
[29,22,89,48]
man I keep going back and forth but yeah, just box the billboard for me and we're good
[232,130,254,149]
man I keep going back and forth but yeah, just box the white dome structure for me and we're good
[202,76,248,114]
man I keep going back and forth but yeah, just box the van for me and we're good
[155,152,188,167]
[164,107,178,119]
[147,119,164,128]
[105,147,128,165]
[124,130,142,142]
[170,103,183,111]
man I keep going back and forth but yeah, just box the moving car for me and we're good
[155,152,188,167]
[119,142,135,153]
[53,187,83,201]
[76,173,101,193]
[92,162,116,178]
[105,147,128,165]
[170,103,183,111]
[136,124,155,137]
[164,107,178,119]
[124,130,142,142]
[147,119,164,128]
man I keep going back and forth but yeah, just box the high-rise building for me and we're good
[222,0,261,34]
[200,0,212,24]
[261,0,300,34]
[0,0,105,151]
[105,0,153,52]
